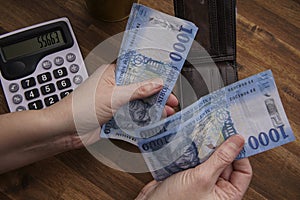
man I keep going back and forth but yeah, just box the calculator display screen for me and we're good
[1,30,65,60]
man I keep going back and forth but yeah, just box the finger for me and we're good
[166,93,179,107]
[113,78,163,108]
[220,164,233,181]
[230,158,252,195]
[136,180,159,200]
[161,105,176,118]
[162,108,167,118]
[165,105,176,116]
[129,78,163,101]
[199,134,245,185]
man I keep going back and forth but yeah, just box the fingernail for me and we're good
[228,141,239,150]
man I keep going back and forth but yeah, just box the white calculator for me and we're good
[0,17,88,112]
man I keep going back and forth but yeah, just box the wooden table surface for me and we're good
[0,0,299,199]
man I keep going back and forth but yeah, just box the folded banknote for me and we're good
[101,4,198,139]
[138,70,295,181]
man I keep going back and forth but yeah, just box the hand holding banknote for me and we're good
[79,64,178,127]
[101,4,198,140]
[136,134,252,200]
[97,3,294,183]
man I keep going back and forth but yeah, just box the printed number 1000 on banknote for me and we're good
[101,4,198,139]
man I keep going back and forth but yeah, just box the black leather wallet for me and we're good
[173,0,238,107]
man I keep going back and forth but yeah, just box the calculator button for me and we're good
[42,60,52,69]
[21,77,36,89]
[9,83,19,93]
[44,95,59,107]
[66,53,76,62]
[24,88,40,100]
[69,64,79,73]
[37,72,52,84]
[60,89,73,99]
[12,94,23,104]
[57,78,71,90]
[53,67,68,79]
[16,106,26,112]
[73,75,83,85]
[28,100,43,110]
[54,56,64,66]
[41,83,55,95]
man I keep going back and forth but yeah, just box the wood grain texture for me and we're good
[0,0,299,199]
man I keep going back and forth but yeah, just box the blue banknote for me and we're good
[138,70,295,181]
[101,91,213,145]
[101,4,198,139]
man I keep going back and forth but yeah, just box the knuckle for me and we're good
[215,149,234,166]
[135,84,148,97]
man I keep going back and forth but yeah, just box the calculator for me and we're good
[0,17,88,112]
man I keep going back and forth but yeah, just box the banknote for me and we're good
[101,91,212,145]
[138,70,295,181]
[101,4,198,138]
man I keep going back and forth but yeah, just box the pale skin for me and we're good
[0,64,177,173]
[136,135,253,200]
[0,64,252,199]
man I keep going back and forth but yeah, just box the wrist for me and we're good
[42,94,76,138]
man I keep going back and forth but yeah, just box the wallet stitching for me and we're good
[229,0,236,58]
[209,0,220,56]
[182,0,186,17]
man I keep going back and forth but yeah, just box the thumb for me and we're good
[200,134,245,184]
[113,78,163,107]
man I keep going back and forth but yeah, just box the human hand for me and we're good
[136,134,253,200]
[0,64,178,173]
[47,64,178,147]
[91,64,178,126]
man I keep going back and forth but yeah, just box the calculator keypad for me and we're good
[5,48,88,111]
